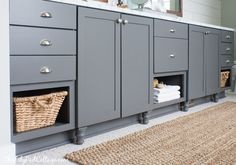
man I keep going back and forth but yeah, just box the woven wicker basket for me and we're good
[13,91,68,133]
[220,71,230,88]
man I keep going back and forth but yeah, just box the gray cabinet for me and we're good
[77,8,121,127]
[77,8,153,126]
[188,25,220,99]
[121,15,153,117]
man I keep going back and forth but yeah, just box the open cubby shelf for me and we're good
[152,72,186,109]
[11,82,75,143]
[220,69,231,90]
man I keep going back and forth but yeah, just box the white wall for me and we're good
[0,0,16,163]
[183,0,221,25]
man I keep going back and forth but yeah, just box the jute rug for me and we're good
[65,101,236,165]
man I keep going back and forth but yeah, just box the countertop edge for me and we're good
[47,0,235,32]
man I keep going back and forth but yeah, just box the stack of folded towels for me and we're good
[154,85,181,103]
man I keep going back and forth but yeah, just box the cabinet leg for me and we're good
[212,94,219,103]
[139,111,150,124]
[181,101,189,112]
[74,127,87,145]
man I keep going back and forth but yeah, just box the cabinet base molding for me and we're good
[16,131,73,156]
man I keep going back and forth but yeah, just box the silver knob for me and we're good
[226,60,230,63]
[40,66,52,74]
[40,12,52,18]
[40,39,52,46]
[226,35,231,39]
[205,31,211,35]
[170,54,175,58]
[123,20,128,25]
[116,18,122,24]
[226,47,231,51]
[169,29,176,33]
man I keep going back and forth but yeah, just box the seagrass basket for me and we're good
[220,71,230,88]
[13,91,68,132]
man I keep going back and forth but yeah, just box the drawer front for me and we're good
[154,38,188,73]
[221,43,233,55]
[154,19,188,39]
[221,31,233,43]
[10,56,76,85]
[10,26,76,55]
[220,55,233,67]
[10,0,76,29]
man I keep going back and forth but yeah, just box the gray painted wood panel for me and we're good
[10,56,76,85]
[220,55,233,67]
[121,14,153,117]
[10,0,76,29]
[221,43,233,55]
[188,26,205,99]
[154,37,188,73]
[154,19,188,39]
[10,26,76,55]
[205,31,220,95]
[77,8,120,127]
[221,31,233,43]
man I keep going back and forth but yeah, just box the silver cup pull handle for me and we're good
[40,66,52,74]
[40,39,52,46]
[40,12,52,18]
[170,54,175,58]
[226,60,230,63]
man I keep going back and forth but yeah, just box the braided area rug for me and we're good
[65,101,236,165]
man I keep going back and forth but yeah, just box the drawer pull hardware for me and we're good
[40,12,52,18]
[226,60,230,63]
[226,35,231,39]
[40,66,52,74]
[205,31,211,35]
[123,20,128,25]
[226,47,231,51]
[169,54,175,58]
[169,29,176,33]
[40,39,52,46]
[116,18,122,24]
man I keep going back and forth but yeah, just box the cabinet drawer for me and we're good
[10,26,76,55]
[154,37,188,73]
[10,0,76,29]
[220,55,233,67]
[10,56,76,85]
[221,43,233,55]
[221,31,233,43]
[154,19,188,39]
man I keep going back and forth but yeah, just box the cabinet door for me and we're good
[121,14,153,117]
[78,8,120,127]
[188,26,205,99]
[205,29,220,95]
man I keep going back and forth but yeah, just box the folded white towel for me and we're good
[154,91,180,98]
[154,94,180,103]
[154,85,180,94]
[154,93,180,100]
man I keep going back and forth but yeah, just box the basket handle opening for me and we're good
[30,95,56,108]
